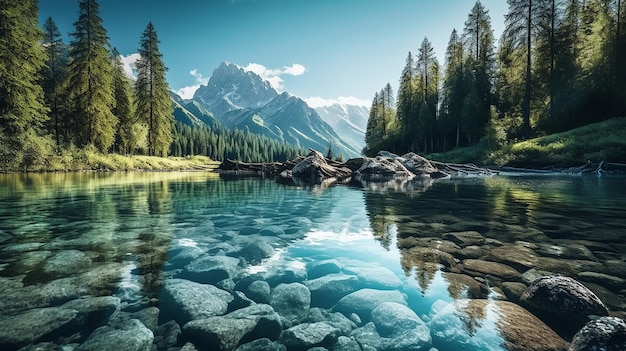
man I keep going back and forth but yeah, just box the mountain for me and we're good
[218,92,361,157]
[193,61,278,118]
[185,61,361,158]
[170,91,218,127]
[315,103,369,152]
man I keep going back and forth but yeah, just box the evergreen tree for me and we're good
[415,37,439,152]
[440,29,466,148]
[65,0,117,151]
[41,16,68,147]
[0,0,48,137]
[396,51,415,151]
[111,48,136,154]
[365,91,383,155]
[135,22,173,157]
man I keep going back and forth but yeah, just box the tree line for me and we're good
[365,0,626,156]
[0,0,305,169]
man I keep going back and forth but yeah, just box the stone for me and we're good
[279,322,340,350]
[0,307,78,349]
[235,338,287,351]
[229,291,255,310]
[333,336,361,351]
[23,249,93,284]
[154,320,181,350]
[354,156,414,182]
[160,278,233,325]
[290,150,352,183]
[399,152,443,177]
[577,271,626,290]
[458,245,483,259]
[76,319,153,351]
[168,246,205,268]
[61,296,120,327]
[333,289,407,321]
[520,275,609,339]
[305,273,359,308]
[371,302,425,337]
[442,272,490,299]
[349,322,383,351]
[442,231,485,246]
[181,304,282,351]
[430,299,568,351]
[343,266,402,290]
[235,240,274,265]
[270,283,311,325]
[127,307,160,332]
[569,316,626,351]
[307,259,342,279]
[180,255,241,284]
[501,282,528,303]
[521,268,554,285]
[487,244,538,271]
[382,327,433,351]
[259,226,286,237]
[245,280,271,304]
[461,259,521,280]
[264,266,308,287]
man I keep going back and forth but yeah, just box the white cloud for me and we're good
[243,63,306,91]
[120,53,140,80]
[175,69,210,99]
[305,96,371,108]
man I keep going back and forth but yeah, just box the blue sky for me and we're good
[38,0,507,107]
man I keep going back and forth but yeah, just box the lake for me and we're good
[0,172,624,351]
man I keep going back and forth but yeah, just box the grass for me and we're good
[428,117,626,168]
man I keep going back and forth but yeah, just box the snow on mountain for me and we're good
[315,103,370,152]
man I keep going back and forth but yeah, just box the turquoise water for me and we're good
[0,172,624,350]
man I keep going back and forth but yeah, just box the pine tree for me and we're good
[41,16,68,147]
[0,0,48,137]
[440,29,466,148]
[65,0,117,152]
[396,51,415,150]
[111,48,136,154]
[415,37,439,152]
[365,91,383,155]
[135,22,173,157]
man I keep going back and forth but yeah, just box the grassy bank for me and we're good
[1,145,220,173]
[428,117,626,168]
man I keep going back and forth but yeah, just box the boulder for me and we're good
[61,296,120,327]
[487,244,539,271]
[76,319,153,351]
[0,307,78,349]
[520,275,609,338]
[245,280,271,304]
[160,279,233,325]
[568,316,626,351]
[180,255,241,284]
[343,266,402,290]
[181,304,282,351]
[461,259,521,281]
[235,240,274,265]
[154,320,181,350]
[307,259,342,279]
[382,328,433,351]
[291,150,352,184]
[23,249,92,284]
[370,302,425,337]
[333,289,407,321]
[279,322,340,350]
[349,322,383,351]
[442,231,485,247]
[430,299,568,351]
[235,338,286,351]
[354,156,414,182]
[305,273,359,308]
[270,283,311,326]
[333,336,361,351]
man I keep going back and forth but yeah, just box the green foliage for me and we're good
[111,48,136,154]
[135,22,173,157]
[65,0,117,152]
[0,0,49,137]
[41,16,68,147]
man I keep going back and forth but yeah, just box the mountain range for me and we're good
[171,61,368,158]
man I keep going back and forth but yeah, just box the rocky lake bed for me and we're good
[0,172,624,350]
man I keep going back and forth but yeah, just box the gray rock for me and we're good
[270,283,311,326]
[154,320,181,350]
[168,246,205,268]
[180,255,241,284]
[382,327,432,351]
[127,307,160,332]
[501,282,528,303]
[160,278,233,325]
[23,249,92,284]
[568,316,626,351]
[236,240,274,265]
[442,231,485,246]
[279,322,340,349]
[246,280,271,304]
[0,307,78,349]
[399,152,443,177]
[76,319,153,351]
[333,289,407,321]
[264,266,308,286]
[305,273,359,308]
[344,266,402,290]
[354,156,414,182]
[520,275,609,338]
[182,304,282,351]
[350,322,383,351]
[333,336,361,351]
[235,338,286,351]
[307,259,343,279]
[576,271,626,290]
[229,291,255,310]
[371,302,425,337]
[61,296,120,327]
[461,259,521,280]
[259,226,286,237]
[487,244,538,271]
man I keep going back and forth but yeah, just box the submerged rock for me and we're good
[0,307,78,349]
[430,299,568,351]
[76,319,153,351]
[305,273,360,308]
[270,282,311,326]
[370,302,425,337]
[520,275,609,339]
[333,288,407,321]
[245,280,271,304]
[568,316,626,351]
[180,255,241,284]
[279,322,341,350]
[160,279,233,325]
[235,338,287,351]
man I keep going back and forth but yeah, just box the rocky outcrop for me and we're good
[520,275,609,338]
